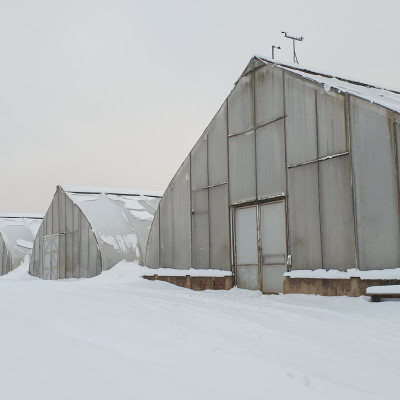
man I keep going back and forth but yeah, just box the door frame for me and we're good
[232,196,287,292]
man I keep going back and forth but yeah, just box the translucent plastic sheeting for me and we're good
[319,156,356,269]
[350,98,400,269]
[207,102,228,186]
[288,163,322,270]
[255,66,284,126]
[72,204,80,278]
[0,216,41,274]
[108,194,160,264]
[0,236,10,275]
[229,131,256,203]
[260,201,286,293]
[159,186,174,268]
[191,134,209,269]
[285,73,318,165]
[30,186,159,279]
[316,90,348,158]
[209,184,230,270]
[192,188,209,269]
[67,193,139,271]
[256,119,286,198]
[235,206,258,265]
[228,74,254,135]
[171,157,191,268]
[145,208,160,268]
[260,201,286,265]
[65,195,74,278]
[52,190,59,234]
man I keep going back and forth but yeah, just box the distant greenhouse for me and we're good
[145,57,400,294]
[0,214,43,275]
[30,186,161,280]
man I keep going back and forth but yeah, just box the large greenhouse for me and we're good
[145,57,400,294]
[0,214,43,275]
[29,186,161,279]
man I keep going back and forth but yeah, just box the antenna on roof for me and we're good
[272,45,281,60]
[282,31,304,64]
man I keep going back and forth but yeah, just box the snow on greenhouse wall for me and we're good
[30,186,160,279]
[0,215,43,275]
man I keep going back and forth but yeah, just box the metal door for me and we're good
[234,206,259,290]
[260,201,287,293]
[234,200,287,293]
[43,234,59,280]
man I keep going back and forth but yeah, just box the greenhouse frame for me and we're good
[0,214,43,275]
[145,56,400,293]
[30,186,161,280]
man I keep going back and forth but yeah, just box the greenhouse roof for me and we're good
[243,56,400,115]
[61,186,163,198]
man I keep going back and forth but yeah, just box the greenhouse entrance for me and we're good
[43,234,60,280]
[234,200,287,293]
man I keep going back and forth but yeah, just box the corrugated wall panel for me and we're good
[208,103,228,185]
[88,230,99,278]
[209,184,230,270]
[317,90,348,158]
[256,119,286,198]
[52,189,59,234]
[65,195,74,278]
[191,135,209,269]
[285,74,318,165]
[229,131,256,203]
[172,157,191,268]
[228,74,254,134]
[145,207,160,268]
[319,156,356,269]
[350,98,400,270]
[79,214,89,278]
[72,204,80,277]
[288,163,322,269]
[159,186,174,268]
[255,66,284,125]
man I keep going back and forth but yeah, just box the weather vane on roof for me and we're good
[282,32,304,64]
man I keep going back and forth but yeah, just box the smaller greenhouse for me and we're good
[0,214,43,276]
[29,186,162,280]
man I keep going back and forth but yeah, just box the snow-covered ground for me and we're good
[0,261,398,400]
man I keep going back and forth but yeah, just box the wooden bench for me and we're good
[366,285,400,302]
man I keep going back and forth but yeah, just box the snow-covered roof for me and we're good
[246,56,400,114]
[0,215,43,272]
[0,213,44,219]
[61,185,163,198]
[59,186,161,268]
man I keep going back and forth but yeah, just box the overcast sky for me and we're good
[1,0,400,213]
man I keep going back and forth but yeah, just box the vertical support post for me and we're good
[315,91,324,269]
[346,94,360,270]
